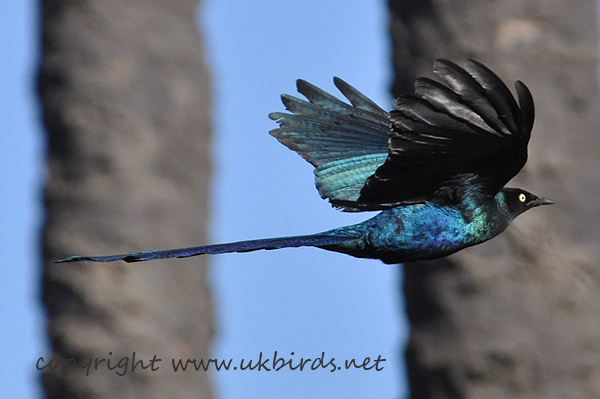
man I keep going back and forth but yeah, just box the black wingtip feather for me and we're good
[515,80,535,133]
[462,59,522,134]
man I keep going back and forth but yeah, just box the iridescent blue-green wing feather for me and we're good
[269,78,390,210]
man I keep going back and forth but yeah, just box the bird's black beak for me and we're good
[527,197,554,207]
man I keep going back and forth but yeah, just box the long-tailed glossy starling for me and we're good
[55,59,553,264]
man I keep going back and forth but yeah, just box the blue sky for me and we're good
[1,1,406,397]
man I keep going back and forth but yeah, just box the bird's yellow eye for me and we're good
[519,193,527,203]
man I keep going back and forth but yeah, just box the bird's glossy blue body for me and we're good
[322,191,514,264]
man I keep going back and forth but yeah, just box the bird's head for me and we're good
[500,188,554,218]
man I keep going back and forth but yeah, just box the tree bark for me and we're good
[39,0,214,398]
[389,0,600,397]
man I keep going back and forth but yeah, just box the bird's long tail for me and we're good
[53,233,355,263]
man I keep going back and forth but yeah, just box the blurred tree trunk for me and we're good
[389,0,600,397]
[39,0,214,398]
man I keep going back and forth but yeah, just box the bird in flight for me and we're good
[55,59,553,265]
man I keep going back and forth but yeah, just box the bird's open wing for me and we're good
[270,59,534,211]
[269,78,390,210]
[357,59,534,209]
